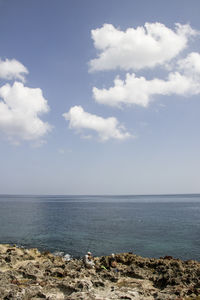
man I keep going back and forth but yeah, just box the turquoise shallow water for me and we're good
[0,194,200,260]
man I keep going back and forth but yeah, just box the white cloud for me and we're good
[93,71,200,107]
[178,52,200,75]
[63,105,131,141]
[0,81,51,143]
[58,148,72,154]
[58,148,65,154]
[89,23,197,72]
[0,58,28,82]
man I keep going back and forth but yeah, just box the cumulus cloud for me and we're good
[63,106,131,141]
[178,52,200,75]
[0,81,51,143]
[89,23,197,72]
[0,58,28,82]
[93,71,200,107]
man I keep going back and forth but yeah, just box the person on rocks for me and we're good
[109,253,118,272]
[84,251,95,269]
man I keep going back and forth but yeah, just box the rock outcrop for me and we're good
[0,244,199,299]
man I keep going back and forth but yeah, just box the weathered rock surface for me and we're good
[0,244,199,299]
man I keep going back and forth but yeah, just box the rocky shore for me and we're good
[0,244,200,299]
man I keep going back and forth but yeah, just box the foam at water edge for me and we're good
[53,251,71,261]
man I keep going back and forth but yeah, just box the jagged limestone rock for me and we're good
[0,244,199,299]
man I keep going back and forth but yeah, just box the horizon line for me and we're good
[0,193,200,197]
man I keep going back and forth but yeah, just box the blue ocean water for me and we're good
[0,194,200,260]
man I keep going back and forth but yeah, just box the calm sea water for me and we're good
[0,194,200,261]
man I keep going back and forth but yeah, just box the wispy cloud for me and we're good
[0,58,28,82]
[178,52,200,75]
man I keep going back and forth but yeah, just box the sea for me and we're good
[0,194,200,261]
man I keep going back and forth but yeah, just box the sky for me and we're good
[0,0,200,195]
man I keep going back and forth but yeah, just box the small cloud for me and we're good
[58,148,65,154]
[58,148,72,154]
[81,134,92,140]
[0,58,28,82]
[139,121,148,128]
[63,105,132,141]
[158,103,166,107]
[31,139,47,148]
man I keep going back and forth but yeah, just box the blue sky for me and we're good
[0,0,200,194]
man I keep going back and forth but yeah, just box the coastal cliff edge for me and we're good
[0,244,199,300]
